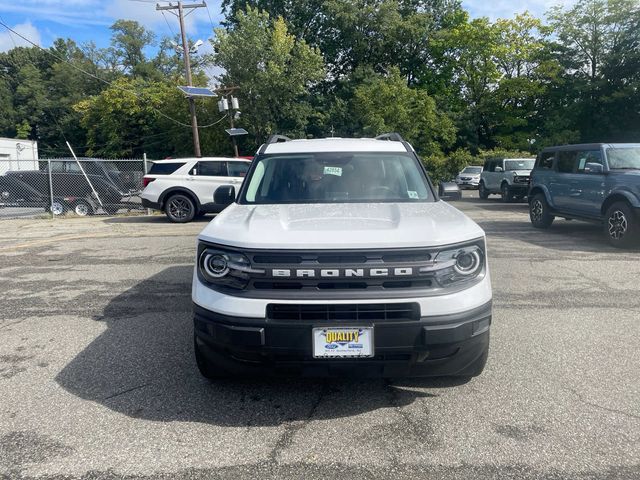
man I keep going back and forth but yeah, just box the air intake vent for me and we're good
[267,303,420,322]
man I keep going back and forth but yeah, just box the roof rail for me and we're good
[375,132,404,142]
[258,134,292,154]
[266,134,292,144]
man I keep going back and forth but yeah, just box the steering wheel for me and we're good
[368,186,393,198]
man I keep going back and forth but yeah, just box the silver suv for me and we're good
[479,158,535,202]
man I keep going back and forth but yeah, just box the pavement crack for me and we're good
[103,383,149,401]
[0,319,26,331]
[564,386,640,421]
[268,380,328,464]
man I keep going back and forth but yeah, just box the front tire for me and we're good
[604,202,639,249]
[529,193,554,228]
[501,183,514,203]
[478,182,489,200]
[165,193,196,223]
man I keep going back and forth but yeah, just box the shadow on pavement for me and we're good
[477,218,620,253]
[56,266,464,426]
[103,215,213,224]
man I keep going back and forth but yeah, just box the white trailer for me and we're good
[0,137,39,174]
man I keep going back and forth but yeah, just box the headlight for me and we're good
[198,246,264,290]
[419,242,485,287]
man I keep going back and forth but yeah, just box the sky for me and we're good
[0,0,576,55]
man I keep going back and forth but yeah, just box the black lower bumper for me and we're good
[193,302,491,378]
[141,198,161,210]
[508,184,529,194]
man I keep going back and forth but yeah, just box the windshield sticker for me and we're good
[324,166,342,176]
[407,190,419,199]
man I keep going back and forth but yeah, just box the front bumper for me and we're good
[193,301,491,377]
[508,183,529,194]
[455,179,480,189]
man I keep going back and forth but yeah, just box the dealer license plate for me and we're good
[312,327,374,358]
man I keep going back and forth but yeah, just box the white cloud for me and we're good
[0,21,41,52]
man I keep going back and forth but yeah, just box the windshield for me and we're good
[606,147,640,170]
[504,159,534,171]
[462,166,482,174]
[240,153,433,204]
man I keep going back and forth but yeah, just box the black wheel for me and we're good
[194,334,227,380]
[529,193,554,228]
[478,182,489,200]
[604,201,639,249]
[500,183,514,203]
[72,200,93,217]
[165,193,196,223]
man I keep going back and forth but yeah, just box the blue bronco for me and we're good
[528,143,640,248]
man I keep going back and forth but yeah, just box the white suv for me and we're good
[141,157,251,222]
[192,134,492,379]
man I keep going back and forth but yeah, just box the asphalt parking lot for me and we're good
[1,191,639,479]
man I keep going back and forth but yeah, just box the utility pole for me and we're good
[156,1,206,157]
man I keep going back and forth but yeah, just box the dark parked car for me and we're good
[0,175,90,216]
[528,143,640,248]
[6,169,124,215]
[38,159,143,193]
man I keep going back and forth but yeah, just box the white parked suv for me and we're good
[191,134,492,379]
[455,165,482,189]
[141,157,251,222]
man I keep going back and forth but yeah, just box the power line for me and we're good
[160,11,177,38]
[204,1,217,32]
[0,18,215,130]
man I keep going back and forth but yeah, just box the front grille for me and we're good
[267,303,420,322]
[514,176,530,184]
[244,248,436,293]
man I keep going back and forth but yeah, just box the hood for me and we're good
[198,202,485,250]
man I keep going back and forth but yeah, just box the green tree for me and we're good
[547,0,640,142]
[351,68,456,155]
[109,20,156,77]
[211,7,325,144]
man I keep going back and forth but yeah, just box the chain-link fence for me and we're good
[0,158,151,219]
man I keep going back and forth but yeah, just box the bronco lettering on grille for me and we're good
[271,268,414,278]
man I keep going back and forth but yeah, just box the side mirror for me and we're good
[439,182,462,201]
[214,185,236,206]
[190,168,197,176]
[495,166,503,172]
[584,162,603,174]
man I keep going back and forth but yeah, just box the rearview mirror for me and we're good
[439,182,462,201]
[214,185,236,206]
[584,162,603,174]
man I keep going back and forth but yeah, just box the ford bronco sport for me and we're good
[479,157,535,202]
[528,143,640,248]
[192,134,492,378]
